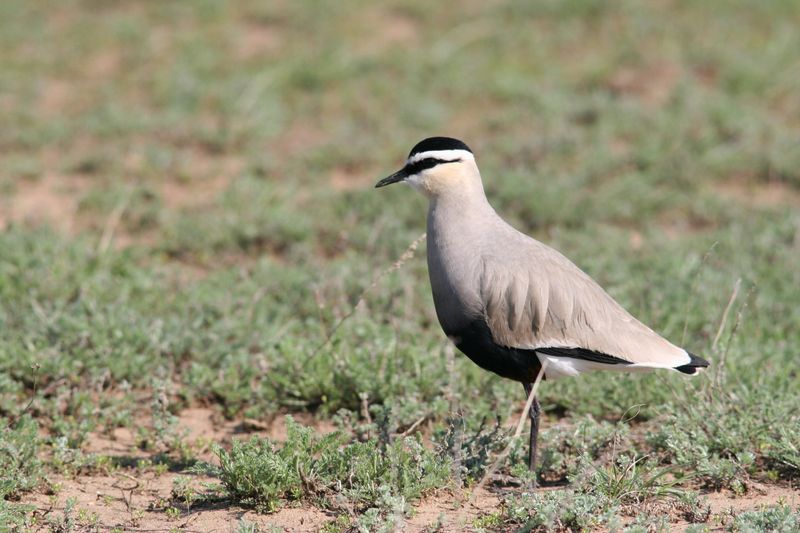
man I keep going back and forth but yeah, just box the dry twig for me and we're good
[304,232,426,363]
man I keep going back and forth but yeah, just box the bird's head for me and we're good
[375,137,478,197]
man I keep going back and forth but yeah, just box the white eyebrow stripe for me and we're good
[407,149,474,165]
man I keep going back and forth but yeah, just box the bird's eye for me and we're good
[404,157,461,175]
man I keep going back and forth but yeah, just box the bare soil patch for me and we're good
[26,471,332,533]
[158,168,236,211]
[355,6,419,56]
[235,21,284,60]
[23,406,497,531]
[25,473,504,532]
[406,489,501,532]
[714,178,800,208]
[665,483,800,532]
[705,482,799,517]
[330,165,378,191]
[606,61,682,108]
[84,407,338,459]
[37,79,74,118]
[23,408,343,530]
[272,120,330,158]
[0,173,89,233]
[1,149,240,248]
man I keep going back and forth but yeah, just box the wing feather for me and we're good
[477,242,690,370]
[505,273,528,332]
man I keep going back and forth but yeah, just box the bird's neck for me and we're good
[428,166,493,214]
[428,181,494,223]
[427,176,498,256]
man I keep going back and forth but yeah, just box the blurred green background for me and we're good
[1,0,799,530]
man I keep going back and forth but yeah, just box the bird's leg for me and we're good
[522,382,541,481]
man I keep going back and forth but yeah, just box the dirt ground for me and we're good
[19,407,798,532]
[22,408,502,532]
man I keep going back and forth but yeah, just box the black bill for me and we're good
[375,168,408,188]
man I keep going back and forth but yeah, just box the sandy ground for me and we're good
[22,407,503,532]
[25,472,502,532]
[17,407,798,532]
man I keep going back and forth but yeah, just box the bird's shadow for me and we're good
[487,474,570,491]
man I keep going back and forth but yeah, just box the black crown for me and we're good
[408,137,472,158]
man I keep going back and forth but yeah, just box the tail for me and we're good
[674,351,710,375]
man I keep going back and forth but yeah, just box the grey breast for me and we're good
[425,197,487,337]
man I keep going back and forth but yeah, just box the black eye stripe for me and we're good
[404,157,461,175]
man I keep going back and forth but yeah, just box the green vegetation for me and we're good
[1,0,799,530]
[730,503,800,533]
[208,416,450,513]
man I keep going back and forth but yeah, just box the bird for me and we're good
[375,136,709,479]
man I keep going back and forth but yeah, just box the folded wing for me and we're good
[477,241,702,379]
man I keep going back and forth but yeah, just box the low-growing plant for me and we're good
[646,388,800,490]
[762,424,800,478]
[171,475,199,511]
[578,453,684,506]
[502,488,618,532]
[623,512,672,533]
[205,416,451,513]
[498,449,699,531]
[51,436,119,476]
[0,498,35,531]
[537,415,628,482]
[473,510,503,530]
[235,518,264,533]
[164,506,181,520]
[729,503,800,533]
[0,415,42,497]
[46,496,77,533]
[435,414,509,482]
[353,486,410,533]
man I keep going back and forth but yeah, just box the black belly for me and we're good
[449,319,635,382]
[449,319,543,383]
